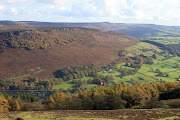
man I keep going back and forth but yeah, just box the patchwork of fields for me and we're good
[108,42,180,85]
[98,55,180,85]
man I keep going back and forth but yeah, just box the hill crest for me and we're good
[1,21,179,38]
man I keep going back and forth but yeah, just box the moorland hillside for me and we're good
[0,25,140,79]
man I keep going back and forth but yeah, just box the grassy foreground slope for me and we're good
[0,25,139,79]
[1,109,180,120]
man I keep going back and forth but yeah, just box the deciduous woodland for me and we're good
[1,81,180,112]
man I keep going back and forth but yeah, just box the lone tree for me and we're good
[152,54,157,59]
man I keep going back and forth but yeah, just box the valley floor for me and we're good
[1,109,180,120]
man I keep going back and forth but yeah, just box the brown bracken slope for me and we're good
[0,25,140,79]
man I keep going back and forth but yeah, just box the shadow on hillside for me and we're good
[53,70,64,78]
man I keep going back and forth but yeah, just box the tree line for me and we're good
[1,81,180,112]
[44,81,180,110]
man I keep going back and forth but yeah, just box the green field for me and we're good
[125,42,180,83]
[54,81,79,90]
[98,64,157,85]
[54,77,98,90]
[122,56,180,83]
[144,37,180,44]
[85,84,98,89]
[117,59,180,84]
[98,63,135,84]
[126,42,162,56]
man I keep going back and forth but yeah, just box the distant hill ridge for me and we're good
[1,20,180,37]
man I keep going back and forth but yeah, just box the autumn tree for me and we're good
[8,98,20,111]
[0,95,9,112]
